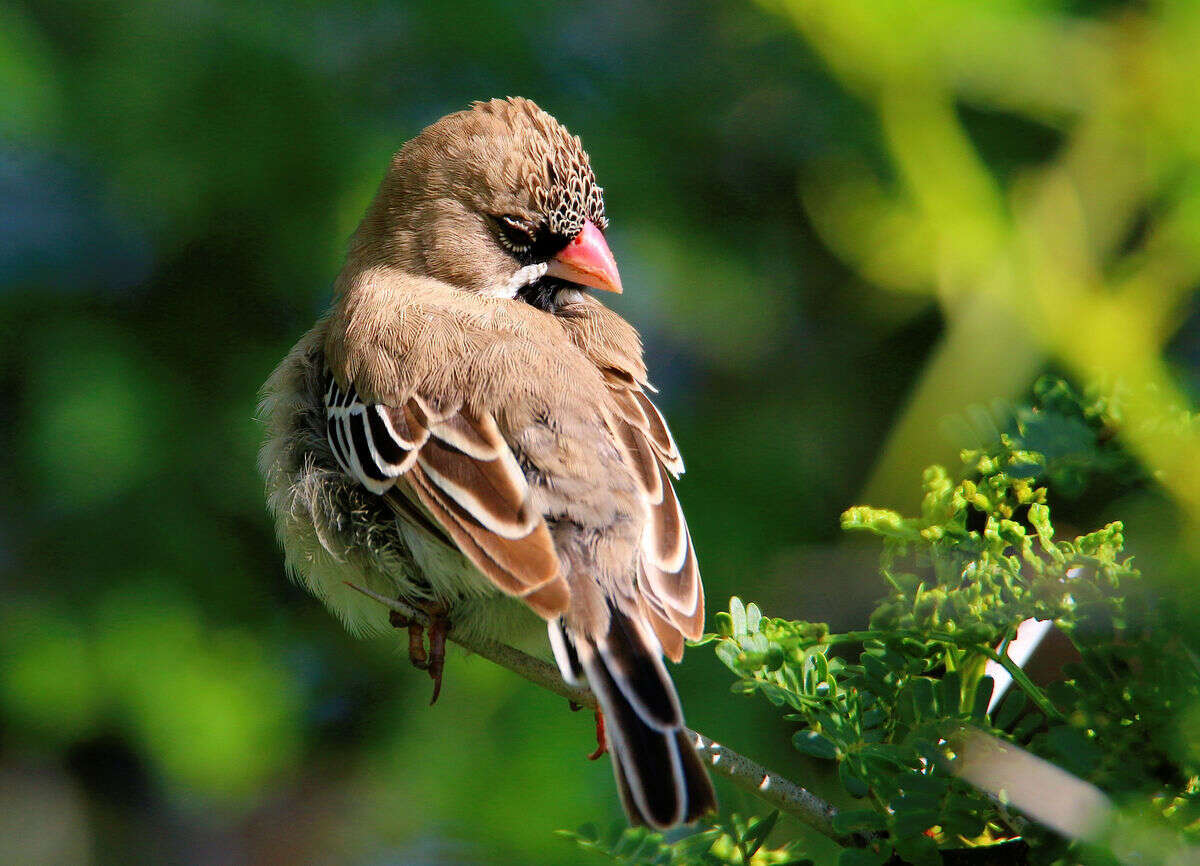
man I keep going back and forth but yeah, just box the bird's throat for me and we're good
[517,277,578,312]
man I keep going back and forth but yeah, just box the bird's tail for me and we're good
[549,606,716,828]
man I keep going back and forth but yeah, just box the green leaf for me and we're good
[840,758,870,797]
[992,690,1026,730]
[910,677,938,718]
[970,675,994,721]
[729,597,747,636]
[792,729,838,759]
[1042,724,1102,777]
[891,833,941,866]
[813,651,830,683]
[673,829,721,856]
[861,651,891,684]
[1011,710,1045,743]
[938,670,961,716]
[859,744,915,776]
[832,810,888,834]
[940,808,986,839]
[558,823,674,864]
[742,810,779,857]
[715,641,742,671]
[892,791,941,813]
[899,772,950,797]
[745,602,763,634]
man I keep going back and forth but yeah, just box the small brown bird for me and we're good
[259,97,715,828]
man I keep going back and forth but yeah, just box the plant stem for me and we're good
[968,643,1065,722]
[345,582,849,845]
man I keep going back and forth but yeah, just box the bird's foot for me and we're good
[388,600,449,705]
[587,709,607,761]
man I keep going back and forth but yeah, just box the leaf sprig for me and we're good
[564,379,1200,864]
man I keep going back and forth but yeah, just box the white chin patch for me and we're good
[486,262,549,299]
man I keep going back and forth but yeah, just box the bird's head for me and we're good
[356,97,622,309]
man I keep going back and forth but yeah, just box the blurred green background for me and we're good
[2,0,1198,863]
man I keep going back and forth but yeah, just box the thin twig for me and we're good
[345,582,846,844]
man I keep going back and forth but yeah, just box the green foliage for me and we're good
[0,585,303,799]
[560,813,811,866]
[579,378,1199,865]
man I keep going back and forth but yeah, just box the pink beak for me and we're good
[545,219,623,294]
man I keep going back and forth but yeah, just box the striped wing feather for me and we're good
[324,372,567,618]
[602,371,704,658]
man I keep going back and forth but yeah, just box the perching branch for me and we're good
[345,582,846,845]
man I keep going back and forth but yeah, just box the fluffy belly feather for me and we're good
[258,330,537,644]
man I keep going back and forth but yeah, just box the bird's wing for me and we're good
[600,368,703,661]
[323,370,568,618]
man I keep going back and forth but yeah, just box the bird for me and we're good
[258,97,716,829]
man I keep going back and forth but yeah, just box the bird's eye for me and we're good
[495,214,535,252]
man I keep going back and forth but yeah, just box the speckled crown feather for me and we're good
[469,97,608,237]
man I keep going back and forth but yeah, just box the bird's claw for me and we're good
[388,600,449,704]
[587,709,607,760]
[425,615,447,705]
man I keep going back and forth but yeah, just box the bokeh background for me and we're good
[2,0,1198,863]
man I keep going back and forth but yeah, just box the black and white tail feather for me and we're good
[549,608,716,828]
